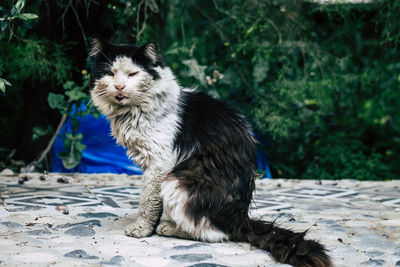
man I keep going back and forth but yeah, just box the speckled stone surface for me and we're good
[0,173,399,266]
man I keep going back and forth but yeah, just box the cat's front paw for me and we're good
[124,219,153,238]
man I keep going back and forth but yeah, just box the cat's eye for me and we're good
[106,70,114,76]
[129,71,139,77]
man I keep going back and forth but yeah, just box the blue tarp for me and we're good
[51,106,271,178]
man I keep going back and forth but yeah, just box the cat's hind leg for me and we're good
[160,177,228,242]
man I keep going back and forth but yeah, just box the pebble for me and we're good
[77,212,118,218]
[362,214,375,218]
[57,177,69,184]
[56,205,68,212]
[0,221,23,229]
[18,176,29,184]
[0,168,14,176]
[319,219,336,224]
[173,243,209,250]
[365,251,384,257]
[361,259,386,266]
[170,254,213,263]
[162,239,199,248]
[64,226,95,237]
[57,220,102,229]
[64,250,99,260]
[99,255,124,265]
[26,229,52,236]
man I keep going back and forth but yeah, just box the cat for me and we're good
[89,38,332,267]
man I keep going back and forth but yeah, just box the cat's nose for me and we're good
[114,84,125,91]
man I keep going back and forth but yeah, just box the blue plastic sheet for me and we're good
[51,106,271,178]
[51,113,142,175]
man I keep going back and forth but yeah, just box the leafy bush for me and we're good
[0,0,399,179]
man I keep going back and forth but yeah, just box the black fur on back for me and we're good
[171,90,332,267]
[90,40,164,85]
[172,90,256,232]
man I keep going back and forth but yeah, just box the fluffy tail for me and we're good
[232,218,332,267]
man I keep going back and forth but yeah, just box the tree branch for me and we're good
[23,114,67,172]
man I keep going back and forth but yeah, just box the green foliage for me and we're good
[0,0,399,179]
[48,72,99,170]
[153,0,400,179]
[0,0,38,93]
[58,133,86,169]
[302,135,388,180]
[3,39,73,85]
[182,59,208,86]
[0,0,38,32]
[0,0,97,171]
[32,126,53,141]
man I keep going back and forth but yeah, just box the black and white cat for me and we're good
[89,39,332,267]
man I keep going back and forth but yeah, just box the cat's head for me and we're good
[89,38,165,113]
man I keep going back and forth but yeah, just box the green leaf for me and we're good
[47,93,67,111]
[32,126,53,141]
[63,81,75,90]
[253,61,269,83]
[0,78,11,93]
[59,150,82,169]
[65,89,88,103]
[304,99,317,106]
[17,13,38,21]
[246,25,255,35]
[1,21,8,32]
[182,58,207,86]
[14,0,25,14]
[58,133,87,169]
[219,68,239,86]
[165,42,190,55]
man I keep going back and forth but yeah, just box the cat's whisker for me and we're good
[92,47,113,64]
[86,99,96,112]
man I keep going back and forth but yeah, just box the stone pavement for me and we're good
[0,172,399,267]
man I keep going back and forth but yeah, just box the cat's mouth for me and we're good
[115,93,127,101]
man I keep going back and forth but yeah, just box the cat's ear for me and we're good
[89,37,104,57]
[141,42,158,65]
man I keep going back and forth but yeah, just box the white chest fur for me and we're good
[110,108,179,173]
[108,67,181,173]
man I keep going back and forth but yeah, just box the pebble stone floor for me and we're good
[0,172,399,267]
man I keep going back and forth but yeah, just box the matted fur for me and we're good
[89,39,332,267]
